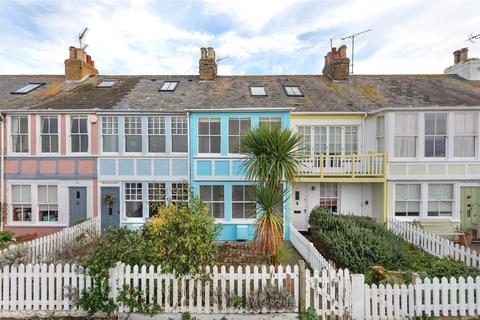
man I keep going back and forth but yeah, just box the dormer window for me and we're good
[250,86,266,96]
[11,83,45,94]
[159,81,179,92]
[284,86,303,97]
[97,80,116,88]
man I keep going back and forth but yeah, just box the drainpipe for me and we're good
[0,114,4,231]
[361,112,367,217]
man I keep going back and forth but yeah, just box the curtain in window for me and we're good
[394,113,417,157]
[454,113,476,157]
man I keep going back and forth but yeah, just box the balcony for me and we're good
[296,153,386,181]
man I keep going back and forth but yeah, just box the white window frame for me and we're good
[171,116,188,153]
[427,183,454,217]
[453,112,477,159]
[9,115,30,154]
[200,185,225,219]
[159,81,179,91]
[259,117,282,130]
[232,185,256,220]
[171,182,189,205]
[69,115,90,154]
[424,112,448,158]
[38,185,59,223]
[250,86,267,96]
[39,115,60,155]
[376,116,385,152]
[228,118,251,154]
[147,116,166,153]
[394,183,421,217]
[124,116,143,153]
[394,113,418,159]
[101,116,119,153]
[295,126,359,156]
[198,117,221,154]
[148,182,166,217]
[124,182,144,220]
[11,185,33,223]
[319,182,339,212]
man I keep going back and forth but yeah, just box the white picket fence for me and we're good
[387,218,480,268]
[350,273,480,319]
[290,224,335,272]
[0,217,100,264]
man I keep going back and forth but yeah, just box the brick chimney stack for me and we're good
[322,45,350,80]
[64,46,98,82]
[199,47,217,81]
[445,47,480,80]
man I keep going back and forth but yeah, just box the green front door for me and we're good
[460,187,480,240]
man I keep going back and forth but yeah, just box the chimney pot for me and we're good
[460,47,469,62]
[65,46,98,82]
[322,46,350,80]
[199,47,217,80]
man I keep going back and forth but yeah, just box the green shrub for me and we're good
[0,231,13,243]
[309,206,480,281]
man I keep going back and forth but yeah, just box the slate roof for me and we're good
[1,74,479,113]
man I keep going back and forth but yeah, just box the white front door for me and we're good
[291,184,308,231]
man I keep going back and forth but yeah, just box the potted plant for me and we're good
[457,226,473,246]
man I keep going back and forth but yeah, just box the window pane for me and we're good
[198,119,210,135]
[232,203,244,218]
[211,136,221,153]
[149,136,166,152]
[425,113,435,135]
[199,136,209,153]
[172,135,187,152]
[212,186,224,201]
[210,120,221,135]
[200,185,211,200]
[125,136,142,152]
[126,202,143,217]
[103,136,118,152]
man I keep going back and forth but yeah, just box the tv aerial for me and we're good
[216,56,229,63]
[341,29,372,74]
[466,32,480,43]
[78,27,89,50]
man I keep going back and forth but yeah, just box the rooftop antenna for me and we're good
[341,28,372,74]
[465,32,480,43]
[216,56,229,63]
[78,27,89,50]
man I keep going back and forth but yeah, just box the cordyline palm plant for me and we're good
[241,125,301,257]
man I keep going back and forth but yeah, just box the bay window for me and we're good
[198,118,221,153]
[425,113,447,157]
[232,185,256,219]
[41,116,59,153]
[12,185,31,222]
[200,185,224,218]
[11,116,29,153]
[125,183,143,218]
[295,126,358,156]
[38,185,58,222]
[102,116,119,152]
[394,113,417,158]
[297,126,312,154]
[395,184,420,217]
[171,116,188,152]
[125,116,142,152]
[148,116,166,153]
[70,116,88,153]
[454,112,477,157]
[228,118,251,153]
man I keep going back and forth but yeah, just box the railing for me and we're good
[298,153,385,178]
[0,217,101,264]
[290,224,335,272]
[387,218,480,268]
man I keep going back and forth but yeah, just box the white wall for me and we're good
[339,183,372,217]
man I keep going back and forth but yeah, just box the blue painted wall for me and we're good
[189,111,292,241]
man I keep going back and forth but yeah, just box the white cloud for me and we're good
[0,0,479,75]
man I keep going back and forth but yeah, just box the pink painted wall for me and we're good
[30,114,36,155]
[5,226,64,238]
[77,159,94,174]
[91,119,98,155]
[21,160,37,174]
[60,114,66,155]
[39,160,56,174]
[58,160,75,174]
[4,160,18,174]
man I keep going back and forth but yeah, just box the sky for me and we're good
[0,0,479,76]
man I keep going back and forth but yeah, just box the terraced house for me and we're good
[0,44,479,240]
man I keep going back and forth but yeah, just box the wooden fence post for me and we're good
[351,274,365,320]
[298,260,306,313]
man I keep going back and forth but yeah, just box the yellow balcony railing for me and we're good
[298,153,386,178]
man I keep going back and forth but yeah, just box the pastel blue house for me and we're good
[189,110,292,241]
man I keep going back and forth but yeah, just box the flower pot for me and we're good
[459,232,473,246]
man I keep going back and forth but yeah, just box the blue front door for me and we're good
[69,187,87,226]
[101,186,120,230]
